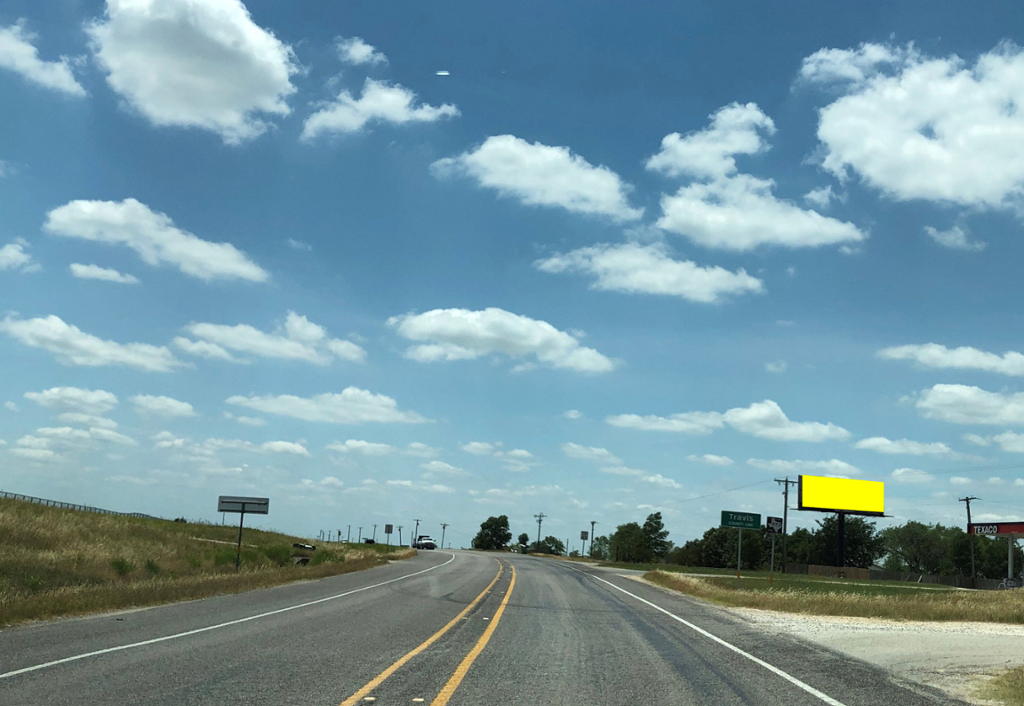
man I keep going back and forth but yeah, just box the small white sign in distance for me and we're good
[217,496,269,514]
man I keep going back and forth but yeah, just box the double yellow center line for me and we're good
[339,559,516,706]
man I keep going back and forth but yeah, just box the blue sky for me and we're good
[3,0,1024,549]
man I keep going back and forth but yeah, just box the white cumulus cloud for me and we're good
[0,21,85,96]
[45,199,267,282]
[924,225,985,251]
[70,263,139,284]
[879,343,1024,376]
[388,307,615,374]
[226,387,427,425]
[24,386,118,415]
[303,78,458,139]
[891,467,936,484]
[747,458,861,476]
[610,400,848,442]
[1,314,184,372]
[178,311,365,365]
[805,41,1024,210]
[534,242,763,304]
[86,0,298,143]
[917,384,1024,426]
[326,439,396,455]
[0,239,38,272]
[562,442,621,465]
[854,436,952,456]
[130,394,196,418]
[686,454,734,466]
[646,102,776,179]
[433,134,642,222]
[335,36,387,65]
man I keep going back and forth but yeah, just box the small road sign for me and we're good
[721,511,760,529]
[218,496,269,514]
[580,530,589,541]
[385,524,393,535]
[766,516,784,534]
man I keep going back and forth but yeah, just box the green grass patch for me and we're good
[645,570,1024,623]
[0,497,414,626]
[979,665,1024,705]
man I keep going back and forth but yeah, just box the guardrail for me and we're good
[0,490,155,519]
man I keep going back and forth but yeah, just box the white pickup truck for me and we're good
[413,535,437,549]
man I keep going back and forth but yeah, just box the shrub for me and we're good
[186,556,202,569]
[310,550,342,566]
[110,557,135,576]
[213,548,236,566]
[262,545,292,567]
[144,559,161,576]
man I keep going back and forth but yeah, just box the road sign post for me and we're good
[217,496,269,571]
[721,511,761,589]
[580,530,589,557]
[385,523,393,547]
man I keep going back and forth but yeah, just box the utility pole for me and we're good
[372,524,377,542]
[347,525,351,543]
[534,512,546,550]
[590,521,597,558]
[960,496,979,588]
[440,523,449,551]
[775,477,797,573]
[398,525,403,546]
[413,518,421,545]
[358,526,362,543]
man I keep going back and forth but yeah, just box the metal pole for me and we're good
[961,496,978,588]
[590,521,597,558]
[235,507,246,571]
[837,512,846,569]
[358,527,362,543]
[736,528,742,589]
[347,525,351,543]
[1010,534,1015,582]
[440,523,448,550]
[398,526,403,546]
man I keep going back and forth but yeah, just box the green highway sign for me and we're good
[721,511,760,530]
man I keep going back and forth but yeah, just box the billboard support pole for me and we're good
[837,512,846,570]
[736,528,742,589]
[235,508,245,571]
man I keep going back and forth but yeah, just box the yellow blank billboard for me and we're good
[798,475,884,516]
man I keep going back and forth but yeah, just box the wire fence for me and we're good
[0,490,155,519]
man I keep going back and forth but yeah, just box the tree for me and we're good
[530,536,565,555]
[472,515,512,551]
[642,512,671,559]
[517,532,530,547]
[589,535,610,560]
[610,522,651,563]
[816,515,884,568]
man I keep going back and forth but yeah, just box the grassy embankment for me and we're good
[0,497,413,627]
[981,666,1024,705]
[643,570,1024,623]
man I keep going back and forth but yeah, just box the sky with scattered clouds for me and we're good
[4,0,1024,547]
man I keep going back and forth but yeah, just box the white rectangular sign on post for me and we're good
[218,496,269,514]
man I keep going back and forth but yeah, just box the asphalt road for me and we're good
[0,551,967,705]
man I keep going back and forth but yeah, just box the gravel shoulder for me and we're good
[627,573,1020,705]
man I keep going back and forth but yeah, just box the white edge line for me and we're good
[0,552,458,680]
[564,564,847,706]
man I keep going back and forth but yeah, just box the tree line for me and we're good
[471,512,1024,579]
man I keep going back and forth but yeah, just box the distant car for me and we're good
[413,535,437,549]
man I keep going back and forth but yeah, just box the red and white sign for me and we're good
[969,522,1024,535]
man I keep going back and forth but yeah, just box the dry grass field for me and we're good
[0,497,413,626]
[645,570,1024,623]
